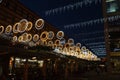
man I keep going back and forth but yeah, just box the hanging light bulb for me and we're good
[18,19,28,33]
[56,31,64,39]
[35,19,44,30]
[0,26,4,35]
[5,25,12,34]
[13,22,19,34]
[26,21,33,31]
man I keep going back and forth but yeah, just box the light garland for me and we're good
[0,26,4,35]
[5,25,12,34]
[35,19,44,30]
[64,15,120,29]
[45,0,102,16]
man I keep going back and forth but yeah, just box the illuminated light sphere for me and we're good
[26,21,33,31]
[55,39,60,46]
[47,31,54,40]
[5,25,12,34]
[68,38,74,45]
[27,34,32,42]
[18,36,23,42]
[40,31,48,41]
[12,36,17,42]
[35,19,44,30]
[48,41,53,46]
[13,23,19,34]
[56,31,64,39]
[33,34,39,42]
[0,26,4,35]
[76,43,81,48]
[18,19,28,33]
[22,33,28,42]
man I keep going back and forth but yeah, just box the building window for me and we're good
[106,0,119,13]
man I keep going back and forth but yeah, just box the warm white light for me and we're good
[35,19,44,30]
[5,25,12,34]
[18,19,28,33]
[0,26,4,35]
[56,31,64,39]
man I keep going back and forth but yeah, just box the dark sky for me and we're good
[19,0,106,57]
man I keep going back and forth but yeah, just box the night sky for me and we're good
[19,0,106,57]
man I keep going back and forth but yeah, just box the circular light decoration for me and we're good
[64,43,70,48]
[56,31,64,39]
[33,34,39,42]
[26,21,33,31]
[27,34,32,42]
[13,23,19,34]
[5,25,12,34]
[18,19,28,33]
[76,43,81,48]
[0,26,4,35]
[40,31,48,41]
[48,41,53,46]
[55,39,60,46]
[47,31,54,40]
[81,46,86,51]
[52,44,57,49]
[22,33,28,42]
[68,38,74,45]
[18,36,23,42]
[35,19,44,30]
[12,36,17,42]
